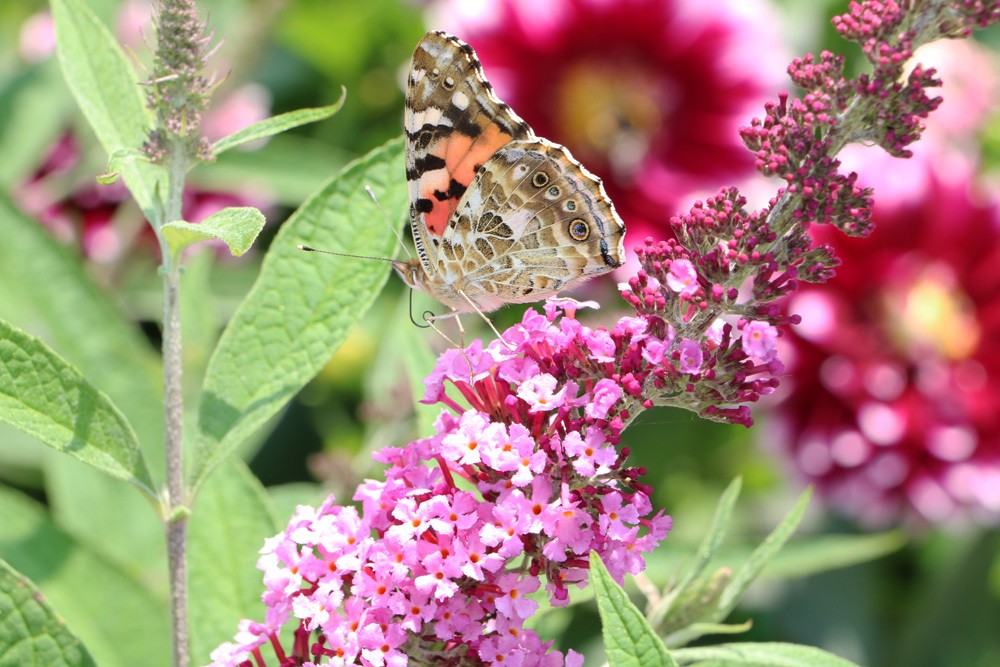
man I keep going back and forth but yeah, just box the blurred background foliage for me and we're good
[0,1,998,666]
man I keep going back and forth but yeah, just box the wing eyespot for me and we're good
[443,76,456,90]
[547,185,561,198]
[568,219,590,241]
[531,172,550,188]
[564,200,577,212]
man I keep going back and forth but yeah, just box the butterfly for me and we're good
[393,31,626,322]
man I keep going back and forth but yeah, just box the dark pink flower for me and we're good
[433,0,785,244]
[770,156,1000,525]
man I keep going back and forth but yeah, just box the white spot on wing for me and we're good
[452,91,470,110]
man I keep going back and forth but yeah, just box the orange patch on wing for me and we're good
[422,196,452,237]
[419,143,452,236]
[420,126,513,237]
[449,125,512,187]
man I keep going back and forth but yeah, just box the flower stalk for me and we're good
[142,1,217,665]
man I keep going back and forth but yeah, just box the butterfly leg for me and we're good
[423,311,480,384]
[423,310,467,349]
[456,290,515,351]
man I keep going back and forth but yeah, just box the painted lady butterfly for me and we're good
[393,31,626,319]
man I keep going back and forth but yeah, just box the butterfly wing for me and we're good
[432,138,626,310]
[405,31,533,272]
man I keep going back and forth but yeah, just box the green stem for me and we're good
[162,147,189,667]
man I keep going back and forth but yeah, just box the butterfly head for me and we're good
[392,258,426,293]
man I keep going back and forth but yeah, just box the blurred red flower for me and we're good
[772,163,1000,525]
[432,0,785,247]
[766,39,1000,526]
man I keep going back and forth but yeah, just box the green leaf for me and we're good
[193,136,406,491]
[763,531,905,580]
[0,195,163,466]
[659,568,733,643]
[0,61,73,189]
[196,133,351,207]
[671,642,863,667]
[656,478,742,624]
[161,207,267,258]
[189,458,279,663]
[97,148,147,185]
[715,488,812,620]
[0,319,154,497]
[0,559,97,667]
[211,89,348,155]
[0,195,164,582]
[267,482,329,521]
[590,551,678,667]
[43,459,168,595]
[178,248,222,394]
[50,0,163,220]
[0,487,171,667]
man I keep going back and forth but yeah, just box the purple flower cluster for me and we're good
[741,55,878,238]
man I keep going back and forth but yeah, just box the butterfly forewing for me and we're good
[405,31,534,270]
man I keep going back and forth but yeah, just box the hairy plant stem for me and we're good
[162,145,189,667]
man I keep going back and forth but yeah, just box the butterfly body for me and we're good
[399,31,626,315]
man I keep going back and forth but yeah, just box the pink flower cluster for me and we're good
[741,54,878,237]
[621,233,787,428]
[208,295,787,666]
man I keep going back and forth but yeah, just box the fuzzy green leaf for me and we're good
[162,207,266,258]
[590,551,678,667]
[764,531,905,580]
[0,195,163,465]
[50,0,163,219]
[0,62,73,189]
[203,134,350,207]
[189,458,279,663]
[0,319,154,497]
[0,488,170,667]
[267,483,329,521]
[671,642,862,667]
[193,136,406,491]
[97,148,146,185]
[0,195,164,582]
[0,559,97,667]
[211,89,347,155]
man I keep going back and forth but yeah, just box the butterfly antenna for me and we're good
[297,245,396,263]
[365,185,412,260]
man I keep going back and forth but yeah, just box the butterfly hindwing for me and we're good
[435,138,626,308]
